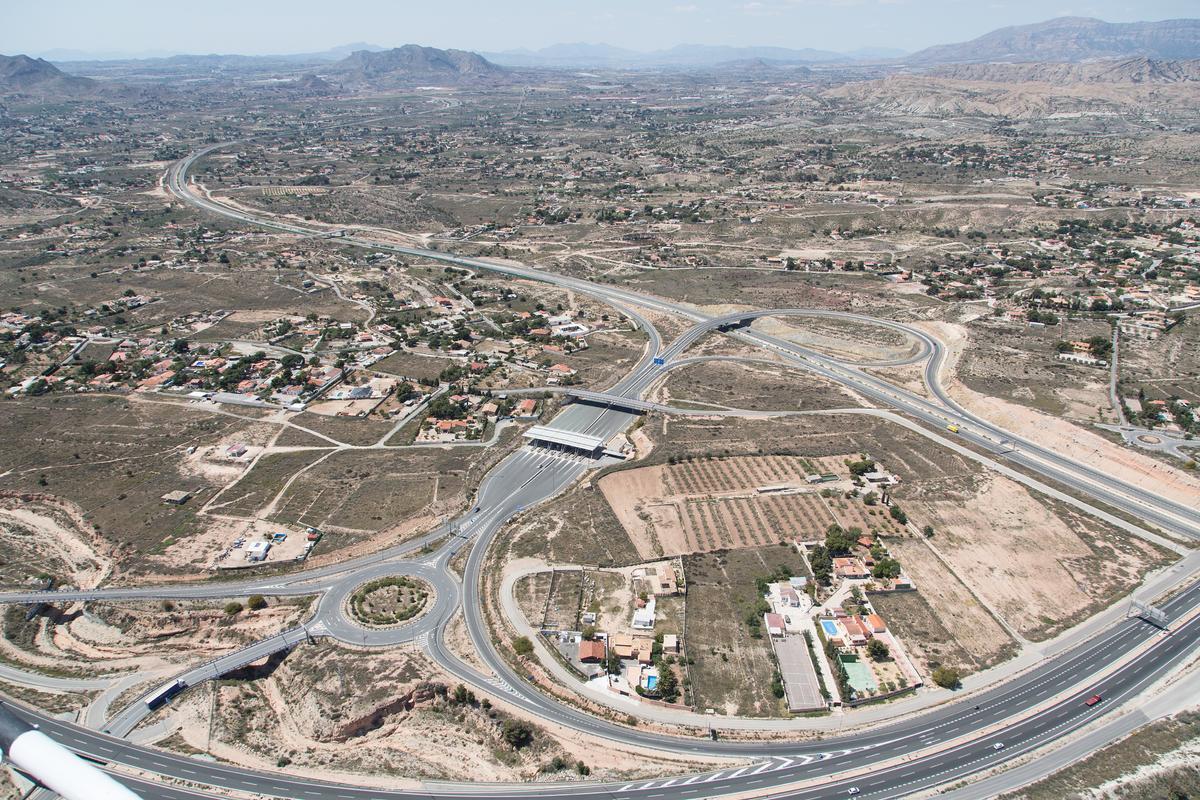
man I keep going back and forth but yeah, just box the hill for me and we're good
[0,54,96,95]
[930,58,1200,84]
[326,45,504,85]
[825,60,1200,118]
[907,17,1200,65]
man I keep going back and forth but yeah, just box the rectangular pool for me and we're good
[821,620,839,637]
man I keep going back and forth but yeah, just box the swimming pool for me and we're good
[646,675,658,691]
[821,620,839,637]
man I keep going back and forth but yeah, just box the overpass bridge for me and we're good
[562,388,659,413]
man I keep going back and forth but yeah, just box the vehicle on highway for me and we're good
[144,680,186,711]
[992,742,1005,750]
[1085,694,1103,706]
[848,788,860,795]
[946,423,960,433]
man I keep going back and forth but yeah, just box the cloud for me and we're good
[673,3,699,11]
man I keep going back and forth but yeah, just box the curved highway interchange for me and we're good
[1,139,1198,800]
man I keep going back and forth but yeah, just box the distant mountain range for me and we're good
[907,17,1200,64]
[0,54,96,95]
[37,42,389,66]
[481,42,907,68]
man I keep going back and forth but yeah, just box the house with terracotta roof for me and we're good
[842,617,868,646]
[833,557,870,579]
[578,639,606,663]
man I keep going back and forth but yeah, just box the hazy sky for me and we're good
[5,0,1197,58]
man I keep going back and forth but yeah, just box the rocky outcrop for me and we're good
[329,681,443,741]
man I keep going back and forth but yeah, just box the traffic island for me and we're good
[348,576,432,628]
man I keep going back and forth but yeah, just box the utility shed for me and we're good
[161,490,191,505]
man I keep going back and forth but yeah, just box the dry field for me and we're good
[878,537,1017,674]
[685,545,810,716]
[0,496,112,590]
[956,316,1114,420]
[0,395,257,575]
[750,315,924,365]
[275,412,395,447]
[513,569,625,632]
[373,351,462,382]
[898,473,1175,641]
[599,455,905,559]
[159,640,708,785]
[504,483,642,568]
[268,449,468,536]
[0,596,311,678]
[655,360,863,412]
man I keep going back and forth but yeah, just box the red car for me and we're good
[1085,694,1103,707]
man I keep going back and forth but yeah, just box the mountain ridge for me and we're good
[0,54,97,95]
[906,17,1200,64]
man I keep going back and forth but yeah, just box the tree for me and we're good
[655,660,679,703]
[932,666,961,689]
[501,719,535,749]
[512,636,534,657]
[605,650,623,675]
[810,544,833,585]
[922,525,935,538]
[247,594,267,611]
[866,639,890,662]
[847,458,875,477]
[223,601,243,616]
[825,524,857,556]
[872,557,902,580]
[889,505,908,525]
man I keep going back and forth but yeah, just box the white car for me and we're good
[992,742,1005,750]
[848,790,860,796]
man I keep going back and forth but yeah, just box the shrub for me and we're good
[866,639,890,662]
[501,719,535,749]
[513,636,534,657]
[223,602,243,616]
[247,594,267,611]
[932,666,961,689]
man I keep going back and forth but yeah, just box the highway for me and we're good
[0,141,1195,800]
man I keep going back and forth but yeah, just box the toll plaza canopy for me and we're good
[523,425,606,454]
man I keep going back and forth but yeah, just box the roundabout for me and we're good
[347,575,431,628]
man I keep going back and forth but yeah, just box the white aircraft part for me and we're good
[7,730,140,800]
